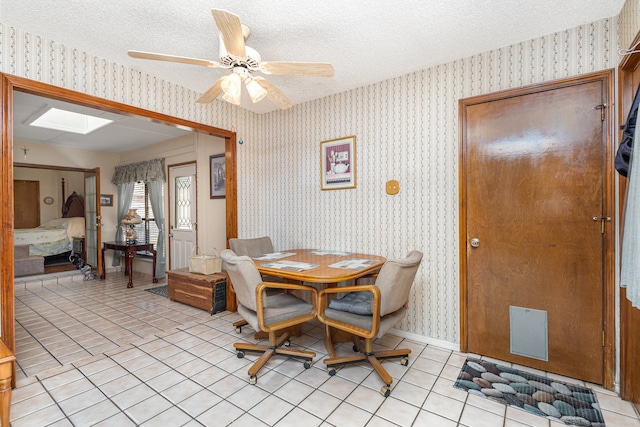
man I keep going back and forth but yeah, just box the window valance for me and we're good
[112,158,166,185]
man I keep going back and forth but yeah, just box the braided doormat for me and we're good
[454,358,605,426]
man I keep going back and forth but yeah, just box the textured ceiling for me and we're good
[1,1,625,114]
[13,92,193,153]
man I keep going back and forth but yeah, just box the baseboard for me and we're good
[389,328,460,352]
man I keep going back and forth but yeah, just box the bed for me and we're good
[14,190,86,257]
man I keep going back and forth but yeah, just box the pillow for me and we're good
[65,217,85,238]
[328,291,373,315]
[42,217,85,239]
[42,218,69,227]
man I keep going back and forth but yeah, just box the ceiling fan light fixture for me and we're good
[222,92,241,105]
[221,73,242,105]
[245,77,267,103]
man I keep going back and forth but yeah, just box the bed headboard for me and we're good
[62,191,85,218]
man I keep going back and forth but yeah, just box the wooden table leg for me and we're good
[324,324,337,359]
[126,247,135,288]
[0,342,15,427]
[150,247,158,283]
[0,377,11,427]
[100,248,106,279]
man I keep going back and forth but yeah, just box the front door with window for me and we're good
[169,163,197,269]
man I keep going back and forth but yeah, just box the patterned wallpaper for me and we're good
[0,6,628,348]
[620,0,640,52]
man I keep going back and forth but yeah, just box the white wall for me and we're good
[14,166,84,224]
[195,133,226,256]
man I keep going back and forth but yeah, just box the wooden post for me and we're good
[0,341,15,427]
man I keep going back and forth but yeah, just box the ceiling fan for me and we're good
[128,9,335,109]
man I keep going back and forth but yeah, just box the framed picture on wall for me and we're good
[320,136,356,190]
[100,194,113,206]
[210,153,226,199]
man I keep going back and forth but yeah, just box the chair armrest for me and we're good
[317,285,381,339]
[258,281,317,294]
[256,281,318,332]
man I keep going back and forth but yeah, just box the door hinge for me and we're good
[593,104,606,121]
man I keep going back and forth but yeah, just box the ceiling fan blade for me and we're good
[128,50,221,68]
[212,9,246,58]
[260,61,335,78]
[255,78,294,109]
[196,78,225,103]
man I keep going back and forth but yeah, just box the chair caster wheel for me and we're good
[237,351,244,359]
[400,357,408,366]
[303,361,312,369]
[380,386,390,397]
[328,368,336,376]
[236,326,242,333]
[250,375,257,385]
[353,345,360,352]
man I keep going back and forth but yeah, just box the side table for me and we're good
[100,241,158,288]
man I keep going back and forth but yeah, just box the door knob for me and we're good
[470,238,480,248]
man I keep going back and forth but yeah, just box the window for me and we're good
[130,181,162,256]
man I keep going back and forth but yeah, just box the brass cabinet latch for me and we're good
[593,216,611,234]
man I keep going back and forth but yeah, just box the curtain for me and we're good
[620,85,640,308]
[621,146,640,307]
[112,183,135,266]
[147,180,166,278]
[112,158,165,185]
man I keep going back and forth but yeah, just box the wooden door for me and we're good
[462,77,609,384]
[14,180,40,228]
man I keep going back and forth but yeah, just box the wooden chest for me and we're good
[167,268,227,314]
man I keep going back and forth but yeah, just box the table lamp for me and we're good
[121,209,142,243]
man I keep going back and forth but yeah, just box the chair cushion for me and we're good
[328,291,373,315]
[324,307,407,339]
[238,292,314,332]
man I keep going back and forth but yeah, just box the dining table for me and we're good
[251,249,387,358]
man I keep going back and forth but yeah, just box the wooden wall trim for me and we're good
[13,163,96,173]
[603,68,617,391]
[1,75,16,387]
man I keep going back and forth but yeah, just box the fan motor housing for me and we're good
[218,32,261,70]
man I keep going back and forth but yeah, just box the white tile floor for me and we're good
[10,271,640,426]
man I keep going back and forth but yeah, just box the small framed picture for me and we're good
[210,153,226,199]
[100,194,113,206]
[320,136,356,190]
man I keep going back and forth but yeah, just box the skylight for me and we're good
[27,107,113,134]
